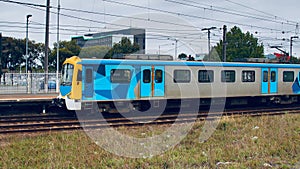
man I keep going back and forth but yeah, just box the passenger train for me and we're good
[58,56,300,113]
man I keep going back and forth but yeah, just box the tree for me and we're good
[1,37,23,71]
[213,26,264,62]
[49,40,81,71]
[104,37,140,59]
[79,46,110,59]
[28,41,45,71]
[290,56,300,64]
[203,47,222,61]
[1,37,44,72]
[178,53,187,60]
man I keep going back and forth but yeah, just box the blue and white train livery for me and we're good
[59,56,300,112]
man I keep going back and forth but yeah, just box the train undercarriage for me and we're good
[77,95,299,114]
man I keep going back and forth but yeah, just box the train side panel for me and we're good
[79,62,300,101]
[223,67,261,97]
[164,66,262,99]
[81,64,139,101]
[277,68,300,95]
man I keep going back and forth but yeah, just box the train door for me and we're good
[140,66,165,97]
[141,66,152,97]
[154,66,165,97]
[83,66,94,98]
[261,68,278,94]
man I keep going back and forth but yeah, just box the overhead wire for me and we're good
[0,0,298,52]
[0,3,205,40]
[224,0,298,24]
[102,0,292,32]
[0,0,294,34]
[165,0,297,26]
[26,2,204,37]
[1,0,292,34]
[182,0,280,22]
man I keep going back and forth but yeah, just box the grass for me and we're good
[0,114,299,168]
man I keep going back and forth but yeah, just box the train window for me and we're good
[198,70,214,83]
[110,69,131,83]
[173,70,191,83]
[221,70,235,83]
[283,71,294,82]
[143,69,151,83]
[155,69,163,83]
[61,63,74,85]
[242,71,255,82]
[271,71,276,82]
[77,70,82,81]
[86,69,93,83]
[263,71,268,82]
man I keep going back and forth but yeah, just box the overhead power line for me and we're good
[0,24,204,38]
[224,0,298,24]
[181,0,279,21]
[102,0,293,32]
[0,0,296,33]
[59,6,198,30]
[20,1,203,36]
[0,0,49,8]
[0,0,298,51]
[165,0,297,26]
[0,0,200,31]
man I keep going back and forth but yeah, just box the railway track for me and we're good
[0,106,300,134]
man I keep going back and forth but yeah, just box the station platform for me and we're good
[0,93,58,103]
[0,93,61,114]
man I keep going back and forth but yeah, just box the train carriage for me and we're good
[59,56,300,112]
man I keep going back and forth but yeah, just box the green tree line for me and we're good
[202,26,264,61]
[0,37,139,73]
[1,37,45,72]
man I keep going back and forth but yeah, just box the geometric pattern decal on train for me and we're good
[60,86,72,96]
[94,84,130,100]
[111,84,130,99]
[94,90,113,100]
[292,77,300,94]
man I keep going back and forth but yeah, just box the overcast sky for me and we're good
[0,0,299,57]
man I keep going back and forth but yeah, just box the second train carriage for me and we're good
[59,56,300,112]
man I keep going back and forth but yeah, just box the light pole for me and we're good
[166,38,178,60]
[174,39,178,60]
[158,43,174,55]
[202,27,217,61]
[26,14,32,74]
[290,36,298,58]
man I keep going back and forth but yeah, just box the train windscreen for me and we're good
[61,63,74,86]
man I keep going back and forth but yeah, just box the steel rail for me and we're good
[0,106,300,134]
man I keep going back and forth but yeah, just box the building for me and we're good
[72,28,146,54]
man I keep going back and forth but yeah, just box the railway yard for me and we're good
[2,0,300,167]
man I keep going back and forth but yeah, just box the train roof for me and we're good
[78,59,300,69]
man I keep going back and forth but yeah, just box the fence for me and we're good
[0,73,61,94]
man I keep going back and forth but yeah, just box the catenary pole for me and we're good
[222,25,227,62]
[44,0,50,93]
[56,0,60,93]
